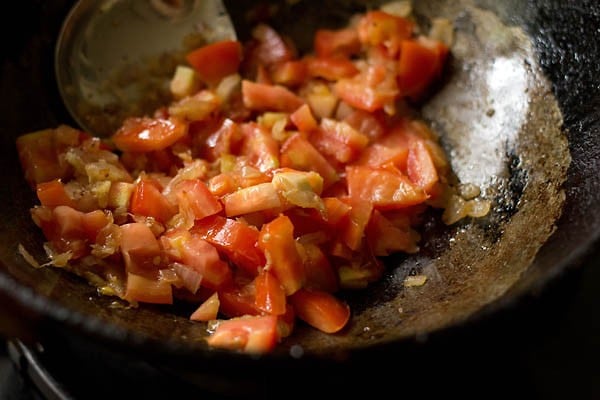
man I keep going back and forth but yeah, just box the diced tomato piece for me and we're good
[290,104,318,133]
[130,178,177,223]
[311,118,369,164]
[314,28,361,58]
[305,56,359,81]
[240,122,280,172]
[186,40,243,86]
[192,215,265,276]
[357,10,414,57]
[223,182,282,217]
[343,109,387,142]
[406,136,439,192]
[112,117,188,153]
[81,209,112,243]
[36,179,75,208]
[124,272,173,305]
[258,214,306,295]
[289,288,350,333]
[298,242,339,293]
[280,133,339,190]
[346,165,428,210]
[366,209,419,255]
[16,126,86,187]
[161,229,232,290]
[190,292,220,321]
[250,24,295,66]
[206,315,280,354]
[173,179,223,220]
[270,60,308,87]
[218,282,261,318]
[397,37,449,98]
[254,269,287,315]
[199,118,243,162]
[340,197,373,251]
[323,197,352,226]
[334,64,399,113]
[120,223,162,274]
[242,80,305,113]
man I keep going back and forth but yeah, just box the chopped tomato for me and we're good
[406,136,439,192]
[290,104,318,133]
[242,80,305,113]
[119,223,162,275]
[357,10,414,57]
[190,292,220,321]
[112,117,188,153]
[193,215,265,276]
[161,228,232,290]
[289,288,350,333]
[124,272,173,305]
[314,28,361,58]
[172,179,223,221]
[334,63,399,113]
[36,179,75,208]
[206,315,280,354]
[130,178,177,223]
[305,56,359,81]
[218,282,261,318]
[258,214,306,295]
[280,133,339,189]
[254,269,287,315]
[311,118,369,164]
[270,60,308,87]
[346,165,428,210]
[397,37,449,98]
[186,40,243,86]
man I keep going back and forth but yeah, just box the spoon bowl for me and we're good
[55,0,236,137]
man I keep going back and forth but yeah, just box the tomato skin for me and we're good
[258,214,306,295]
[289,288,350,333]
[112,117,188,153]
[186,40,243,86]
[192,215,265,276]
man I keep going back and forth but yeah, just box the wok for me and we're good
[0,0,598,397]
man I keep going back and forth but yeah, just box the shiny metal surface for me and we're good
[55,0,236,137]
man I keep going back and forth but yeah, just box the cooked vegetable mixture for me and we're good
[16,3,489,354]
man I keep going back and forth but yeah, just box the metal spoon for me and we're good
[55,0,236,137]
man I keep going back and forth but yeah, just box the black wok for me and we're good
[1,0,599,397]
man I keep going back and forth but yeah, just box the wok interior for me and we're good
[0,0,588,363]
